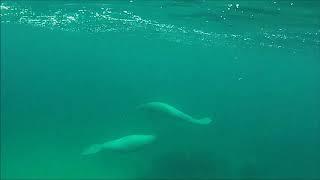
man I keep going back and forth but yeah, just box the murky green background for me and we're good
[1,1,320,179]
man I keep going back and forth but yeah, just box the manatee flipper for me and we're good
[191,117,212,125]
[81,143,104,155]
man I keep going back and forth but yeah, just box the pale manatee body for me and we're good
[81,134,156,155]
[138,102,212,125]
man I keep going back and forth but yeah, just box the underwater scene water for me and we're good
[1,0,320,179]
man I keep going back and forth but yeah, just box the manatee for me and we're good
[81,134,156,155]
[138,102,212,125]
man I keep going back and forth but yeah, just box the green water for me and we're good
[1,1,320,179]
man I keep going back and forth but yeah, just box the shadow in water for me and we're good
[240,162,259,178]
[142,151,230,178]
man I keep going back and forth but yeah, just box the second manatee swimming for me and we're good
[138,102,213,125]
[82,134,156,155]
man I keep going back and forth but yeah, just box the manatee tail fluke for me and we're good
[81,143,104,155]
[193,117,213,125]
